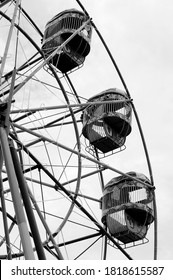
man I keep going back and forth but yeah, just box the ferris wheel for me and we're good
[0,0,157,260]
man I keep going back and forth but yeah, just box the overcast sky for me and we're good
[1,0,173,260]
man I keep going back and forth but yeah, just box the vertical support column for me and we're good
[0,180,12,259]
[0,0,21,84]
[10,139,46,260]
[0,126,35,259]
[0,147,12,259]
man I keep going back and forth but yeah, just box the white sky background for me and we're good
[1,0,173,260]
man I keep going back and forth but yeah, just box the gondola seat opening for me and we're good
[41,9,92,73]
[101,171,155,244]
[82,88,132,153]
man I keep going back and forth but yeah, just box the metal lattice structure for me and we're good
[0,0,157,260]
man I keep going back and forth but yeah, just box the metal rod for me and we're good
[0,146,12,259]
[28,189,64,260]
[17,3,43,37]
[13,111,36,123]
[16,174,101,203]
[5,68,17,133]
[94,148,108,259]
[10,99,132,114]
[14,122,82,134]
[0,215,15,249]
[15,117,82,134]
[74,236,102,260]
[57,232,102,248]
[0,126,35,259]
[65,73,81,104]
[10,139,46,260]
[0,0,20,87]
[0,179,12,259]
[0,0,12,8]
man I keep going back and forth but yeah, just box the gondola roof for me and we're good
[87,88,129,102]
[46,9,86,26]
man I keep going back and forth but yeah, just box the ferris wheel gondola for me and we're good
[41,9,92,73]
